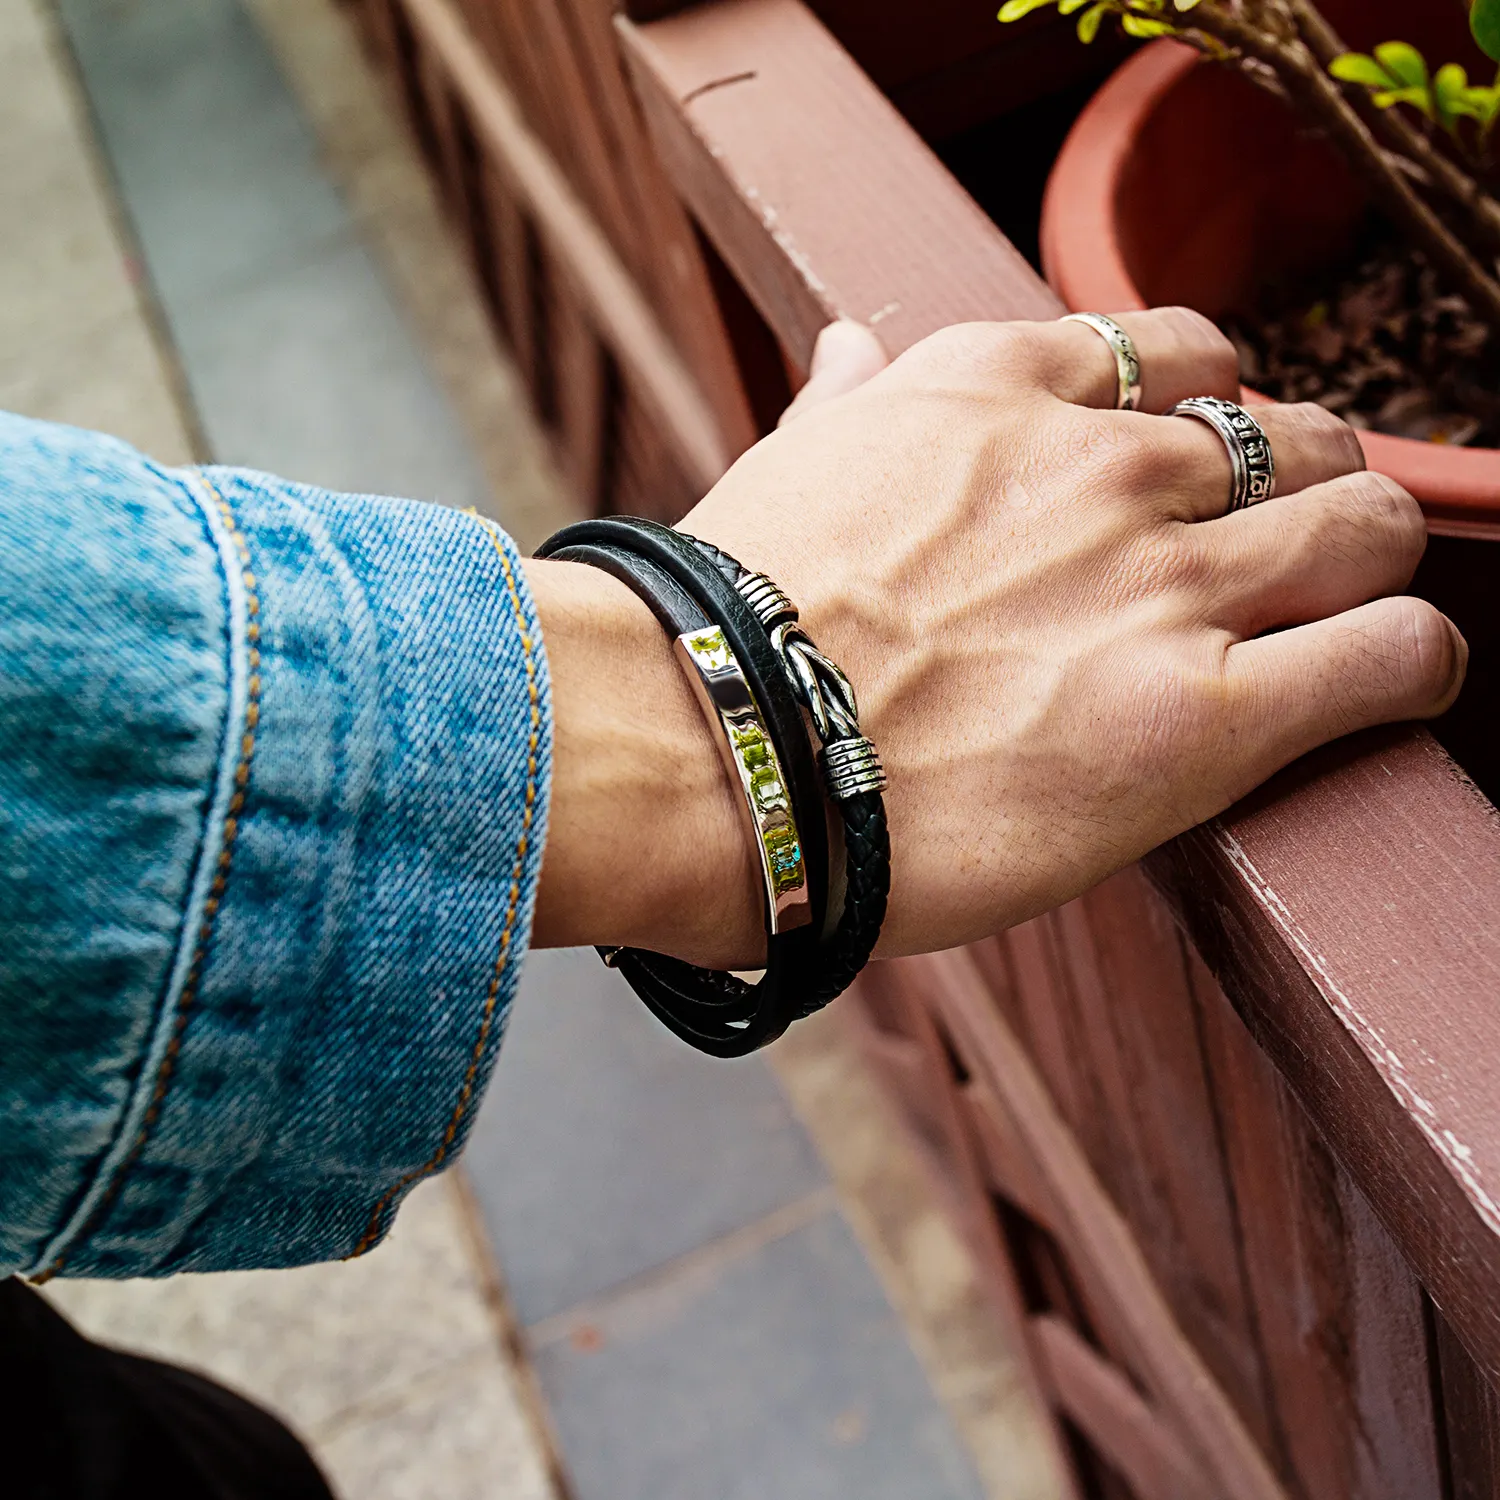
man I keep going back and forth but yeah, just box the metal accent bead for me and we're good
[731,560,886,805]
[819,735,887,800]
[736,570,799,630]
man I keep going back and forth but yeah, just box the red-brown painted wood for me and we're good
[1031,1315,1205,1500]
[1190,942,1446,1499]
[622,0,1500,1371]
[1151,727,1500,1386]
[616,0,1057,373]
[361,0,1500,1488]
[618,0,1500,1491]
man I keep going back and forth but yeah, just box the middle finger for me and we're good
[1146,399,1367,522]
[1185,469,1427,637]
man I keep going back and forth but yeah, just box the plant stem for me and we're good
[1183,2,1500,335]
[1290,0,1500,253]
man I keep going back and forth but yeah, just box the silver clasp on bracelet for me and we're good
[734,570,888,802]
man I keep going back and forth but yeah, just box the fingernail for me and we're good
[1448,621,1470,697]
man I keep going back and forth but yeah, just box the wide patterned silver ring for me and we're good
[1167,396,1276,513]
[1061,311,1142,412]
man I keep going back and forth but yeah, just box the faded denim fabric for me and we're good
[0,412,552,1278]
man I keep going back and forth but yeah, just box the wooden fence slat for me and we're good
[1031,1314,1206,1500]
[1150,726,1500,1387]
[1190,945,1446,1499]
[552,0,760,459]
[930,946,1290,1500]
[1043,876,1276,1455]
[1435,1304,1500,1499]
[393,0,733,493]
[853,959,1086,1499]
[960,1078,1058,1237]
[616,0,1057,373]
[548,283,608,512]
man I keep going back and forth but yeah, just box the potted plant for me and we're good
[1006,0,1500,536]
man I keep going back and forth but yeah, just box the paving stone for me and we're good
[56,0,350,305]
[168,234,490,503]
[0,310,194,463]
[465,948,829,1325]
[529,1204,988,1500]
[315,1348,558,1500]
[243,0,574,550]
[769,1008,1063,1500]
[0,0,190,459]
[54,0,490,506]
[0,6,142,353]
[47,1175,503,1445]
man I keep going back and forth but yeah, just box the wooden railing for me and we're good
[349,0,1500,1491]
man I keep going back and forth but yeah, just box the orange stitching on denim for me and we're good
[350,514,542,1257]
[33,480,261,1283]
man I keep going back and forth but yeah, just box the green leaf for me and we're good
[1077,1,1110,43]
[1058,0,1091,15]
[1372,41,1430,91]
[998,0,1055,22]
[1372,85,1434,118]
[1120,13,1175,37]
[1432,62,1469,131]
[1173,0,1202,10]
[1459,84,1500,131]
[1436,62,1471,94]
[1328,53,1398,90]
[1473,0,1500,65]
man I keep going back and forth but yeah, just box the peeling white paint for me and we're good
[730,182,830,298]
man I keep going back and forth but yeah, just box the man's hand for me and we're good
[530,310,1465,966]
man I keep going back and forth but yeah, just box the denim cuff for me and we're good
[21,457,551,1277]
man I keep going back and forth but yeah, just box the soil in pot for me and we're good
[1222,215,1500,450]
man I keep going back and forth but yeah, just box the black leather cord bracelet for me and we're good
[541,538,823,1054]
[536,517,891,1057]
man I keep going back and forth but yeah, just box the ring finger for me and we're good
[1046,306,1240,413]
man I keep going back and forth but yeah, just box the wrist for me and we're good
[525,557,762,967]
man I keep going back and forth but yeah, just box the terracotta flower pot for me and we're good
[1041,40,1500,540]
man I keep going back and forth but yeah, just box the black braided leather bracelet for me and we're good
[536,517,890,1056]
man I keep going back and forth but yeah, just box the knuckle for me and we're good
[1284,401,1366,475]
[1330,597,1457,728]
[1126,524,1195,597]
[1333,472,1425,576]
[1158,305,1239,387]
[1087,416,1180,490]
[984,321,1058,378]
[904,321,1029,383]
[1358,470,1423,538]
[1054,412,1198,516]
[1382,597,1460,698]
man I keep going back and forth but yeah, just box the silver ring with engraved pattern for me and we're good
[1167,396,1277,514]
[1062,311,1143,412]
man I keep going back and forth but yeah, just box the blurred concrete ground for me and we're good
[0,0,1057,1495]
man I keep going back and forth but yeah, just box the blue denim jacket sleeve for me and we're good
[0,411,552,1278]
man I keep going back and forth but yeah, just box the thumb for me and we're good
[779,319,890,426]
